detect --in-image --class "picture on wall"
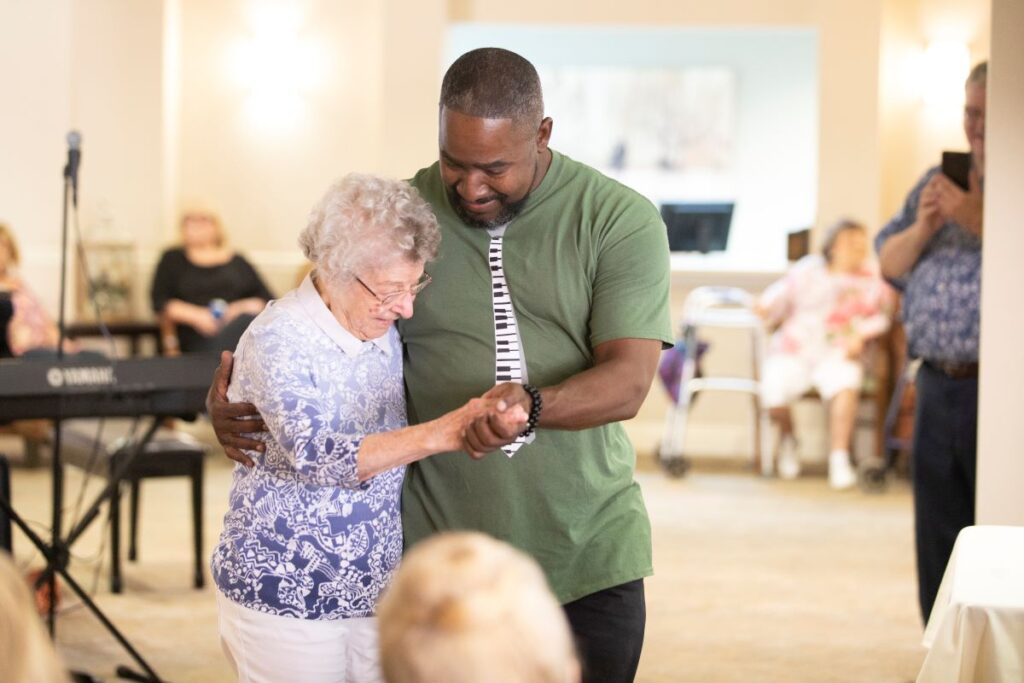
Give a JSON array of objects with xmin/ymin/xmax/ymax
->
[
  {"xmin": 537, "ymin": 66, "xmax": 736, "ymax": 174},
  {"xmin": 75, "ymin": 241, "xmax": 136, "ymax": 322}
]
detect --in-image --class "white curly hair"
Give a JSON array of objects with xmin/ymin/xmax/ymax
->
[{"xmin": 299, "ymin": 174, "xmax": 440, "ymax": 287}]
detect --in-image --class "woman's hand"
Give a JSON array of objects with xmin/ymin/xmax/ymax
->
[
  {"xmin": 355, "ymin": 397, "xmax": 527, "ymax": 482},
  {"xmin": 845, "ymin": 334, "xmax": 865, "ymax": 360},
  {"xmin": 166, "ymin": 299, "xmax": 220, "ymax": 336},
  {"xmin": 226, "ymin": 298, "xmax": 267, "ymax": 324}
]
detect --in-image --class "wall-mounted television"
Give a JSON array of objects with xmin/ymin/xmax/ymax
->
[{"xmin": 660, "ymin": 202, "xmax": 734, "ymax": 254}]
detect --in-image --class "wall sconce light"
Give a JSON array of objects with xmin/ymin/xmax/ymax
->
[
  {"xmin": 226, "ymin": 1, "xmax": 323, "ymax": 134},
  {"xmin": 918, "ymin": 39, "xmax": 970, "ymax": 111}
]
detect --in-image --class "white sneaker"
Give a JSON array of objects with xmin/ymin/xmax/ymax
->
[
  {"xmin": 777, "ymin": 437, "xmax": 801, "ymax": 480},
  {"xmin": 829, "ymin": 450, "xmax": 856, "ymax": 490}
]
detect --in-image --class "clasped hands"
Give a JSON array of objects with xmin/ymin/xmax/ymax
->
[
  {"xmin": 206, "ymin": 351, "xmax": 532, "ymax": 467},
  {"xmin": 459, "ymin": 382, "xmax": 532, "ymax": 459}
]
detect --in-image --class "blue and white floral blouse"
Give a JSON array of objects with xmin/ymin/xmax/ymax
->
[
  {"xmin": 875, "ymin": 167, "xmax": 981, "ymax": 363},
  {"xmin": 211, "ymin": 275, "xmax": 406, "ymax": 620}
]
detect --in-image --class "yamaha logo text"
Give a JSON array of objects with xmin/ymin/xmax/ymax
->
[{"xmin": 46, "ymin": 365, "xmax": 116, "ymax": 388}]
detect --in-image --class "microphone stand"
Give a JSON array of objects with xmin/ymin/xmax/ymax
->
[
  {"xmin": 49, "ymin": 152, "xmax": 71, "ymax": 637},
  {"xmin": 26, "ymin": 150, "xmax": 164, "ymax": 681}
]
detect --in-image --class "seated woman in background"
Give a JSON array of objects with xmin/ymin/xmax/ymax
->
[
  {"xmin": 150, "ymin": 209, "xmax": 273, "ymax": 355},
  {"xmin": 758, "ymin": 219, "xmax": 893, "ymax": 489},
  {"xmin": 1, "ymin": 222, "xmax": 82, "ymax": 446},
  {"xmin": 0, "ymin": 222, "xmax": 67, "ymax": 358},
  {"xmin": 377, "ymin": 532, "xmax": 580, "ymax": 683}
]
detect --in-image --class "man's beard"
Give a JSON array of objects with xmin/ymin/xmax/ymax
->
[{"xmin": 446, "ymin": 185, "xmax": 530, "ymax": 229}]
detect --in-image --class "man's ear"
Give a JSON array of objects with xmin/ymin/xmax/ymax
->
[{"xmin": 536, "ymin": 117, "xmax": 553, "ymax": 151}]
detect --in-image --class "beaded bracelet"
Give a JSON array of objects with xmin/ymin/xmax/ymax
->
[{"xmin": 520, "ymin": 384, "xmax": 543, "ymax": 437}]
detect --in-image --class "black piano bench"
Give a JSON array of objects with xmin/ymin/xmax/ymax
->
[{"xmin": 61, "ymin": 422, "xmax": 207, "ymax": 594}]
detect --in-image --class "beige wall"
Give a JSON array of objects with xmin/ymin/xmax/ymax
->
[
  {"xmin": 174, "ymin": 0, "xmax": 384, "ymax": 293},
  {"xmin": 168, "ymin": 0, "xmax": 447, "ymax": 295},
  {"xmin": 878, "ymin": 0, "xmax": 990, "ymax": 224},
  {"xmin": 0, "ymin": 0, "xmax": 73, "ymax": 311},
  {"xmin": 0, "ymin": 0, "xmax": 164, "ymax": 318},
  {"xmin": 977, "ymin": 0, "xmax": 1024, "ymax": 525},
  {"xmin": 73, "ymin": 0, "xmax": 166, "ymax": 318}
]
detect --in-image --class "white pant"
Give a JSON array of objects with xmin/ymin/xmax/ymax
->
[
  {"xmin": 761, "ymin": 350, "xmax": 863, "ymax": 407},
  {"xmin": 217, "ymin": 592, "xmax": 382, "ymax": 683}
]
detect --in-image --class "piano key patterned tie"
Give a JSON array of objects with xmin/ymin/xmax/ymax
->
[{"xmin": 489, "ymin": 232, "xmax": 531, "ymax": 457}]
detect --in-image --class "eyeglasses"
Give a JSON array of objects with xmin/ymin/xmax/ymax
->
[{"xmin": 355, "ymin": 273, "xmax": 432, "ymax": 307}]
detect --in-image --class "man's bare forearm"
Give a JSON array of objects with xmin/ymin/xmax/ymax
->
[{"xmin": 537, "ymin": 339, "xmax": 660, "ymax": 430}]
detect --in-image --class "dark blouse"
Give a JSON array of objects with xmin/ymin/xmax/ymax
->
[
  {"xmin": 0, "ymin": 292, "xmax": 12, "ymax": 358},
  {"xmin": 150, "ymin": 248, "xmax": 273, "ymax": 353}
]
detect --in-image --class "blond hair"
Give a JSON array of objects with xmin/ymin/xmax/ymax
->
[
  {"xmin": 377, "ymin": 532, "xmax": 579, "ymax": 683},
  {"xmin": 179, "ymin": 208, "xmax": 226, "ymax": 248},
  {"xmin": 0, "ymin": 552, "xmax": 71, "ymax": 683},
  {"xmin": 0, "ymin": 222, "xmax": 21, "ymax": 268}
]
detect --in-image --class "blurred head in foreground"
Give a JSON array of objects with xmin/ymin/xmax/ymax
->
[
  {"xmin": 377, "ymin": 532, "xmax": 580, "ymax": 683},
  {"xmin": 0, "ymin": 551, "xmax": 71, "ymax": 683}
]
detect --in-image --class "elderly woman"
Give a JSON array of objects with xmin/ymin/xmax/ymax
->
[
  {"xmin": 211, "ymin": 174, "xmax": 524, "ymax": 683},
  {"xmin": 150, "ymin": 208, "xmax": 273, "ymax": 355},
  {"xmin": 758, "ymin": 218, "xmax": 893, "ymax": 489}
]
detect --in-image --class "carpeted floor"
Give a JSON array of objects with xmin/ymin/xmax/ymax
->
[{"xmin": 6, "ymin": 447, "xmax": 925, "ymax": 682}]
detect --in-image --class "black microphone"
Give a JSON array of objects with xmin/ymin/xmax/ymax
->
[{"xmin": 64, "ymin": 130, "xmax": 81, "ymax": 204}]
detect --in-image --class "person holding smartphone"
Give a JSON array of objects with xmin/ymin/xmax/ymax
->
[{"xmin": 875, "ymin": 61, "xmax": 986, "ymax": 625}]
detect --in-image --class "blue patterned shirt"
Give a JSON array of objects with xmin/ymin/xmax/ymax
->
[
  {"xmin": 875, "ymin": 167, "xmax": 981, "ymax": 363},
  {"xmin": 211, "ymin": 275, "xmax": 406, "ymax": 619}
]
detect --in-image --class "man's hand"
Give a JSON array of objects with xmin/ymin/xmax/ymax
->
[
  {"xmin": 431, "ymin": 396, "xmax": 527, "ymax": 459},
  {"xmin": 918, "ymin": 176, "xmax": 946, "ymax": 237},
  {"xmin": 879, "ymin": 175, "xmax": 946, "ymax": 280},
  {"xmin": 462, "ymin": 383, "xmax": 532, "ymax": 458},
  {"xmin": 206, "ymin": 350, "xmax": 266, "ymax": 467},
  {"xmin": 933, "ymin": 168, "xmax": 984, "ymax": 238}
]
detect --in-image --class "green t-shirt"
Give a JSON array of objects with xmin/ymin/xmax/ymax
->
[{"xmin": 399, "ymin": 150, "xmax": 673, "ymax": 603}]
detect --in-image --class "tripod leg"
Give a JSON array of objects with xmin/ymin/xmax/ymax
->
[
  {"xmin": 129, "ymin": 478, "xmax": 140, "ymax": 562},
  {"xmin": 110, "ymin": 473, "xmax": 123, "ymax": 594},
  {"xmin": 55, "ymin": 563, "xmax": 163, "ymax": 682},
  {"xmin": 0, "ymin": 454, "xmax": 11, "ymax": 553},
  {"xmin": 192, "ymin": 459, "xmax": 204, "ymax": 589},
  {"xmin": 0, "ymin": 493, "xmax": 163, "ymax": 681}
]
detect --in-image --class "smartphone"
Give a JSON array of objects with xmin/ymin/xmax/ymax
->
[{"xmin": 941, "ymin": 151, "xmax": 971, "ymax": 191}]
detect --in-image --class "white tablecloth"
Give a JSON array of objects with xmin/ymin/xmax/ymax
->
[{"xmin": 917, "ymin": 525, "xmax": 1024, "ymax": 683}]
